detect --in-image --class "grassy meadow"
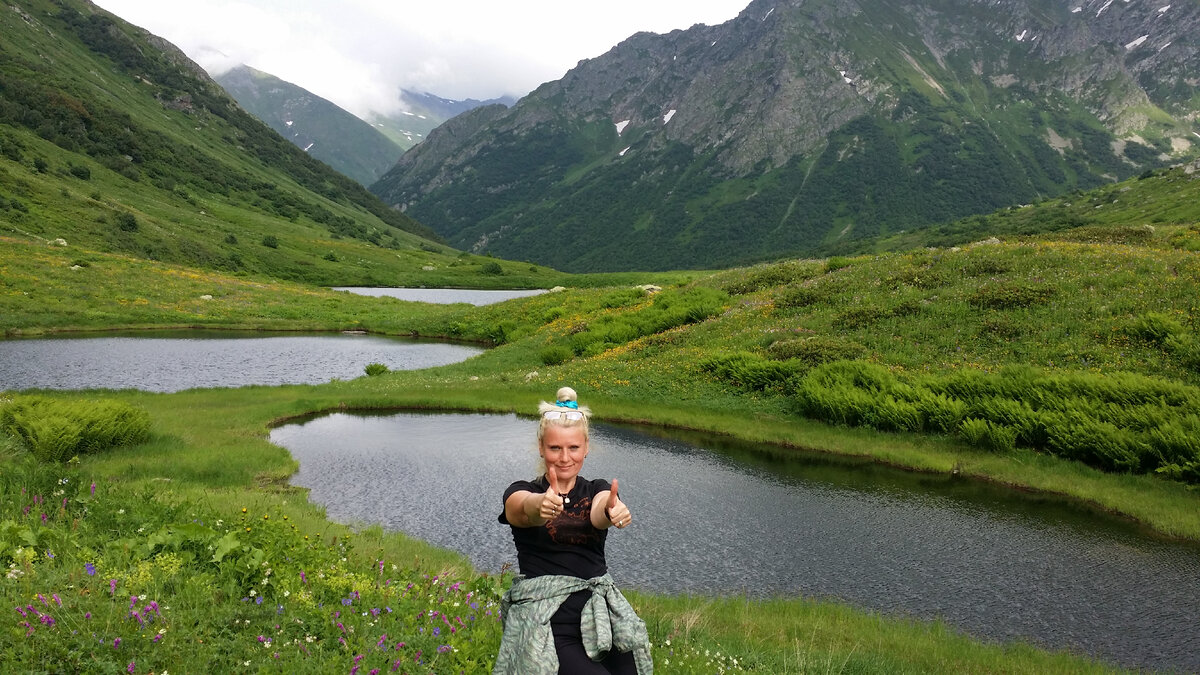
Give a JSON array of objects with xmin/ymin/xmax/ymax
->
[{"xmin": 4, "ymin": 224, "xmax": 1199, "ymax": 672}]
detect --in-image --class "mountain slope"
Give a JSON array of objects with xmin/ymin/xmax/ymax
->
[
  {"xmin": 373, "ymin": 0, "xmax": 1200, "ymax": 272},
  {"xmin": 215, "ymin": 65, "xmax": 403, "ymax": 187},
  {"xmin": 0, "ymin": 0, "xmax": 462, "ymax": 286},
  {"xmin": 367, "ymin": 90, "xmax": 516, "ymax": 151}
]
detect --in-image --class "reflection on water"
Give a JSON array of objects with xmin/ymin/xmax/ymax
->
[
  {"xmin": 270, "ymin": 411, "xmax": 1200, "ymax": 672},
  {"xmin": 332, "ymin": 287, "xmax": 547, "ymax": 305},
  {"xmin": 0, "ymin": 330, "xmax": 483, "ymax": 392}
]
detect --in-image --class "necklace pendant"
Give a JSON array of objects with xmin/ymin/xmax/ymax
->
[{"xmin": 561, "ymin": 495, "xmax": 570, "ymax": 504}]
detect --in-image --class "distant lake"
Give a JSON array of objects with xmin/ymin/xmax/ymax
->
[
  {"xmin": 0, "ymin": 330, "xmax": 483, "ymax": 392},
  {"xmin": 332, "ymin": 287, "xmax": 548, "ymax": 305}
]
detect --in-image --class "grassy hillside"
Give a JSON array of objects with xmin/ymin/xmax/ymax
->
[{"xmin": 0, "ymin": 0, "xmax": 547, "ymax": 288}]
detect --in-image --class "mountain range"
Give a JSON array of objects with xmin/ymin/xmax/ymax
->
[
  {"xmin": 215, "ymin": 65, "xmax": 404, "ymax": 187},
  {"xmin": 371, "ymin": 0, "xmax": 1200, "ymax": 272}
]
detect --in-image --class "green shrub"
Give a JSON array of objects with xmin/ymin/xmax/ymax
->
[
  {"xmin": 539, "ymin": 345, "xmax": 574, "ymax": 366},
  {"xmin": 363, "ymin": 363, "xmax": 389, "ymax": 376},
  {"xmin": 480, "ymin": 261, "xmax": 503, "ymax": 275},
  {"xmin": 832, "ymin": 307, "xmax": 889, "ymax": 330},
  {"xmin": 68, "ymin": 164, "xmax": 91, "ymax": 180},
  {"xmin": 825, "ymin": 256, "xmax": 854, "ymax": 273},
  {"xmin": 968, "ymin": 283, "xmax": 1055, "ymax": 309},
  {"xmin": 774, "ymin": 283, "xmax": 835, "ymax": 310},
  {"xmin": 721, "ymin": 261, "xmax": 822, "ymax": 294},
  {"xmin": 767, "ymin": 336, "xmax": 867, "ymax": 365},
  {"xmin": 261, "ymin": 235, "xmax": 279, "ymax": 248},
  {"xmin": 115, "ymin": 212, "xmax": 138, "ymax": 232},
  {"xmin": 1126, "ymin": 312, "xmax": 1185, "ymax": 344},
  {"xmin": 0, "ymin": 396, "xmax": 150, "ymax": 462},
  {"xmin": 223, "ymin": 233, "xmax": 238, "ymax": 245},
  {"xmin": 700, "ymin": 352, "xmax": 801, "ymax": 392},
  {"xmin": 322, "ymin": 251, "xmax": 339, "ymax": 262},
  {"xmin": 958, "ymin": 418, "xmax": 1017, "ymax": 452}
]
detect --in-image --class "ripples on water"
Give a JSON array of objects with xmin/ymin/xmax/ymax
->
[
  {"xmin": 0, "ymin": 331, "xmax": 483, "ymax": 392},
  {"xmin": 271, "ymin": 411, "xmax": 1200, "ymax": 672}
]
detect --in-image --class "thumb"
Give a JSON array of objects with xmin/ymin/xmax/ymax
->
[
  {"xmin": 547, "ymin": 465, "xmax": 560, "ymax": 494},
  {"xmin": 610, "ymin": 478, "xmax": 620, "ymax": 504}
]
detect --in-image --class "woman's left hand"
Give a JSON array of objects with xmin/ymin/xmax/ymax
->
[{"xmin": 606, "ymin": 479, "xmax": 632, "ymax": 529}]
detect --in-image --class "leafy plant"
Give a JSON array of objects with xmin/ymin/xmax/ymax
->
[
  {"xmin": 363, "ymin": 363, "xmax": 389, "ymax": 376},
  {"xmin": 0, "ymin": 396, "xmax": 150, "ymax": 462}
]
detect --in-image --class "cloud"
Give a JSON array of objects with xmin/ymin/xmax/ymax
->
[{"xmin": 93, "ymin": 0, "xmax": 748, "ymax": 117}]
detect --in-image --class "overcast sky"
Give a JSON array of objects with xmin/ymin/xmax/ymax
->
[{"xmin": 91, "ymin": 0, "xmax": 751, "ymax": 118}]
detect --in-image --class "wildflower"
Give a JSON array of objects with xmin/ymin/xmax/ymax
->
[
  {"xmin": 127, "ymin": 661, "xmax": 135, "ymax": 673},
  {"xmin": 249, "ymin": 589, "xmax": 257, "ymax": 597},
  {"xmin": 90, "ymin": 482, "xmax": 96, "ymax": 496},
  {"xmin": 86, "ymin": 562, "xmax": 96, "ymax": 576},
  {"xmin": 114, "ymin": 637, "xmax": 122, "ymax": 648},
  {"xmin": 117, "ymin": 509, "xmax": 124, "ymax": 514},
  {"xmin": 110, "ymin": 579, "xmax": 118, "ymax": 595}
]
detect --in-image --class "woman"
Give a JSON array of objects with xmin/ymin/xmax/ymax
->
[{"xmin": 494, "ymin": 387, "xmax": 653, "ymax": 675}]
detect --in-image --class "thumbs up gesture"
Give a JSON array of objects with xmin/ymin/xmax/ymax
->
[
  {"xmin": 605, "ymin": 478, "xmax": 632, "ymax": 529},
  {"xmin": 539, "ymin": 465, "xmax": 565, "ymax": 522}
]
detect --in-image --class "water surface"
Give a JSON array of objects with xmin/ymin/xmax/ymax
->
[
  {"xmin": 0, "ymin": 330, "xmax": 483, "ymax": 392},
  {"xmin": 332, "ymin": 287, "xmax": 546, "ymax": 305},
  {"xmin": 271, "ymin": 411, "xmax": 1200, "ymax": 672}
]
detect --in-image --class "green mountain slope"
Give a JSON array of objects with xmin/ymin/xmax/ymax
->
[
  {"xmin": 215, "ymin": 65, "xmax": 403, "ymax": 187},
  {"xmin": 0, "ymin": 0, "xmax": 488, "ymax": 286},
  {"xmin": 373, "ymin": 0, "xmax": 1200, "ymax": 272}
]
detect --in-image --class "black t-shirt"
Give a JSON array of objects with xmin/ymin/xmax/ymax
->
[{"xmin": 499, "ymin": 475, "xmax": 612, "ymax": 623}]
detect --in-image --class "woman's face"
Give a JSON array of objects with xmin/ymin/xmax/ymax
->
[{"xmin": 540, "ymin": 425, "xmax": 589, "ymax": 486}]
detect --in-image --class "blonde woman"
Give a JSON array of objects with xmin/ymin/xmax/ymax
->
[{"xmin": 494, "ymin": 387, "xmax": 652, "ymax": 674}]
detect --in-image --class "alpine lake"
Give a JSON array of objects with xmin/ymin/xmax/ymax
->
[{"xmin": 3, "ymin": 293, "xmax": 1197, "ymax": 672}]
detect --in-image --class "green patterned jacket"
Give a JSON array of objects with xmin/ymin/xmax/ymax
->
[{"xmin": 493, "ymin": 573, "xmax": 653, "ymax": 674}]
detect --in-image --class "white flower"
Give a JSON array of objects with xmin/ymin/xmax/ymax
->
[
  {"xmin": 283, "ymin": 590, "xmax": 290, "ymax": 597},
  {"xmin": 249, "ymin": 589, "xmax": 257, "ymax": 597},
  {"xmin": 158, "ymin": 629, "xmax": 166, "ymax": 635},
  {"xmin": 117, "ymin": 509, "xmax": 125, "ymax": 514},
  {"xmin": 138, "ymin": 594, "xmax": 146, "ymax": 601}
]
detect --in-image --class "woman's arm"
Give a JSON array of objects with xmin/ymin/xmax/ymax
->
[
  {"xmin": 590, "ymin": 479, "xmax": 632, "ymax": 530},
  {"xmin": 505, "ymin": 469, "xmax": 565, "ymax": 528}
]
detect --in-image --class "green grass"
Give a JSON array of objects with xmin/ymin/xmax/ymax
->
[{"xmin": 1, "ymin": 383, "xmax": 1128, "ymax": 673}]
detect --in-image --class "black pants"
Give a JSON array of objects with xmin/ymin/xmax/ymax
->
[{"xmin": 551, "ymin": 622, "xmax": 638, "ymax": 674}]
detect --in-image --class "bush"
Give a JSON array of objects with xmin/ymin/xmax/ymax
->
[
  {"xmin": 774, "ymin": 283, "xmax": 836, "ymax": 310},
  {"xmin": 0, "ymin": 396, "xmax": 150, "ymax": 462},
  {"xmin": 539, "ymin": 345, "xmax": 574, "ymax": 366},
  {"xmin": 261, "ymin": 235, "xmax": 279, "ymax": 248},
  {"xmin": 721, "ymin": 261, "xmax": 822, "ymax": 294},
  {"xmin": 1126, "ymin": 312, "xmax": 1185, "ymax": 344},
  {"xmin": 322, "ymin": 251, "xmax": 339, "ymax": 262},
  {"xmin": 480, "ymin": 261, "xmax": 503, "ymax": 275},
  {"xmin": 700, "ymin": 352, "xmax": 802, "ymax": 392},
  {"xmin": 958, "ymin": 418, "xmax": 1017, "ymax": 452},
  {"xmin": 224, "ymin": 233, "xmax": 238, "ymax": 244},
  {"xmin": 363, "ymin": 363, "xmax": 389, "ymax": 376},
  {"xmin": 767, "ymin": 336, "xmax": 867, "ymax": 365},
  {"xmin": 968, "ymin": 283, "xmax": 1055, "ymax": 309},
  {"xmin": 115, "ymin": 212, "xmax": 138, "ymax": 232},
  {"xmin": 68, "ymin": 164, "xmax": 91, "ymax": 180}
]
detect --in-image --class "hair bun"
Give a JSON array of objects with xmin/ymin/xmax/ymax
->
[{"xmin": 555, "ymin": 386, "xmax": 578, "ymax": 403}]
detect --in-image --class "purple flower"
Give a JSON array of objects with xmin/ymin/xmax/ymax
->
[
  {"xmin": 114, "ymin": 637, "xmax": 122, "ymax": 648},
  {"xmin": 15, "ymin": 607, "xmax": 26, "ymax": 617},
  {"xmin": 255, "ymin": 596, "xmax": 263, "ymax": 605},
  {"xmin": 153, "ymin": 634, "xmax": 162, "ymax": 643},
  {"xmin": 127, "ymin": 661, "xmax": 135, "ymax": 673},
  {"xmin": 110, "ymin": 579, "xmax": 118, "ymax": 595},
  {"xmin": 86, "ymin": 562, "xmax": 96, "ymax": 576},
  {"xmin": 52, "ymin": 594, "xmax": 61, "ymax": 607},
  {"xmin": 437, "ymin": 645, "xmax": 451, "ymax": 654},
  {"xmin": 85, "ymin": 612, "xmax": 91, "ymax": 620},
  {"xmin": 91, "ymin": 482, "xmax": 96, "ymax": 496}
]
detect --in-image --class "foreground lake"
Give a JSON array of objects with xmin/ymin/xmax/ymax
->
[
  {"xmin": 0, "ymin": 330, "xmax": 483, "ymax": 392},
  {"xmin": 271, "ymin": 411, "xmax": 1200, "ymax": 672}
]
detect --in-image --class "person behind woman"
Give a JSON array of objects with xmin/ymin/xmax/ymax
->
[{"xmin": 494, "ymin": 387, "xmax": 652, "ymax": 675}]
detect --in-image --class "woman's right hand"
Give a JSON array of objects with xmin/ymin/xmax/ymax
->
[{"xmin": 538, "ymin": 466, "xmax": 565, "ymax": 522}]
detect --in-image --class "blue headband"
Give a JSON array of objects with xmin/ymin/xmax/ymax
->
[{"xmin": 555, "ymin": 400, "xmax": 579, "ymax": 409}]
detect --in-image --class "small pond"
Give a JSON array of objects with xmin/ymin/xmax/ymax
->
[
  {"xmin": 0, "ymin": 330, "xmax": 483, "ymax": 392},
  {"xmin": 270, "ymin": 411, "xmax": 1200, "ymax": 672},
  {"xmin": 332, "ymin": 287, "xmax": 547, "ymax": 305}
]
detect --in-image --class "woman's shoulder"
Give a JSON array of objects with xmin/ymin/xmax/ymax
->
[{"xmin": 504, "ymin": 476, "xmax": 546, "ymax": 498}]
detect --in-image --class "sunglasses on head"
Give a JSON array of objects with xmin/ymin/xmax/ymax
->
[{"xmin": 543, "ymin": 410, "xmax": 584, "ymax": 421}]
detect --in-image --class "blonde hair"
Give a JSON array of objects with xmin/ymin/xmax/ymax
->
[{"xmin": 535, "ymin": 386, "xmax": 591, "ymax": 474}]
